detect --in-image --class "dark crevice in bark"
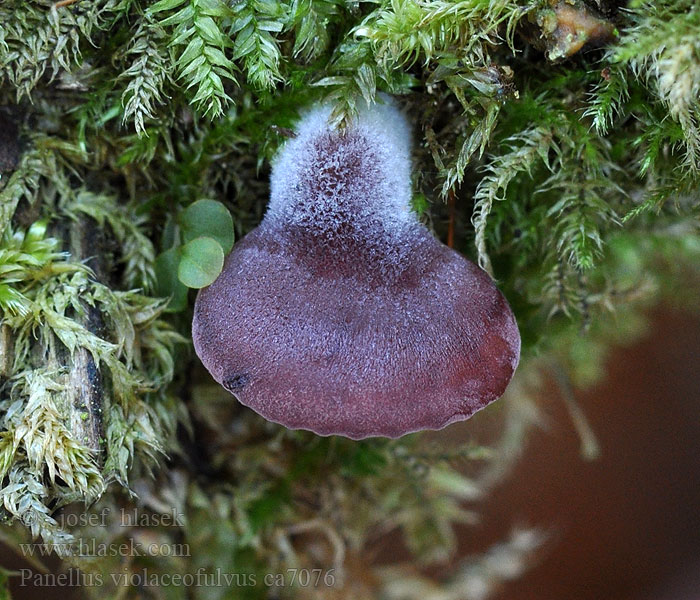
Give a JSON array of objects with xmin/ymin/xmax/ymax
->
[{"xmin": 59, "ymin": 216, "xmax": 109, "ymax": 464}]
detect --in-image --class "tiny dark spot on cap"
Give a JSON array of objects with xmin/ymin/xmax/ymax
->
[{"xmin": 223, "ymin": 373, "xmax": 250, "ymax": 392}]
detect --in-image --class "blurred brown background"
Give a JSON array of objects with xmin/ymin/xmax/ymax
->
[{"xmin": 458, "ymin": 308, "xmax": 700, "ymax": 600}]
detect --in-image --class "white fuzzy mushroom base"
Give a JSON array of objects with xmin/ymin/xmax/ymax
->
[{"xmin": 193, "ymin": 99, "xmax": 521, "ymax": 439}]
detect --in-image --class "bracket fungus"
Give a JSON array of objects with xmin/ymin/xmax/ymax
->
[{"xmin": 193, "ymin": 100, "xmax": 520, "ymax": 439}]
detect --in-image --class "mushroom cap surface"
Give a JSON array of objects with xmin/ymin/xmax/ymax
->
[{"xmin": 193, "ymin": 100, "xmax": 520, "ymax": 439}]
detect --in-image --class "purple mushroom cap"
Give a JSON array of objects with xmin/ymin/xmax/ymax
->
[{"xmin": 193, "ymin": 100, "xmax": 520, "ymax": 439}]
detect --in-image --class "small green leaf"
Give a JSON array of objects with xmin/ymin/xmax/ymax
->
[
  {"xmin": 313, "ymin": 76, "xmax": 348, "ymax": 87},
  {"xmin": 411, "ymin": 193, "xmax": 429, "ymax": 216},
  {"xmin": 181, "ymin": 199, "xmax": 235, "ymax": 253},
  {"xmin": 24, "ymin": 219, "xmax": 48, "ymax": 244},
  {"xmin": 155, "ymin": 247, "xmax": 189, "ymax": 312},
  {"xmin": 148, "ymin": 0, "xmax": 187, "ymax": 14},
  {"xmin": 178, "ymin": 237, "xmax": 224, "ymax": 289}
]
